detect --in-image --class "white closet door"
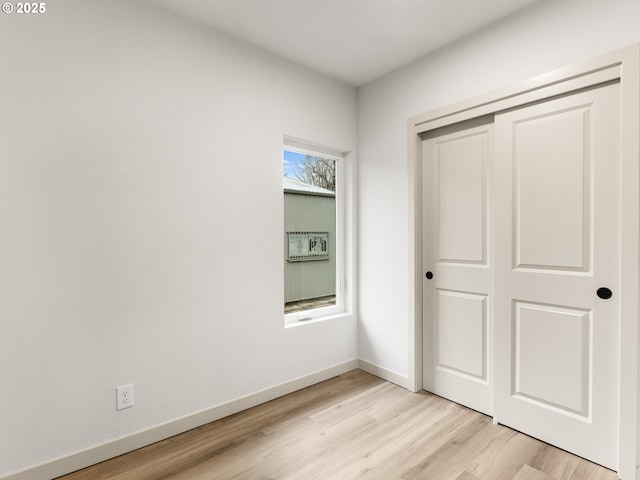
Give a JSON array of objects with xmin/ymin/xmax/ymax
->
[
  {"xmin": 422, "ymin": 120, "xmax": 493, "ymax": 415},
  {"xmin": 493, "ymin": 83, "xmax": 620, "ymax": 469}
]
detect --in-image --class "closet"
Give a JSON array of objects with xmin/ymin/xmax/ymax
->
[{"xmin": 410, "ymin": 45, "xmax": 639, "ymax": 479}]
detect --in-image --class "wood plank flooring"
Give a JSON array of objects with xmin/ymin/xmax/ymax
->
[{"xmin": 57, "ymin": 370, "xmax": 617, "ymax": 480}]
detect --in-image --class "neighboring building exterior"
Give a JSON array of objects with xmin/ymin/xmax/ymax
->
[{"xmin": 283, "ymin": 177, "xmax": 336, "ymax": 304}]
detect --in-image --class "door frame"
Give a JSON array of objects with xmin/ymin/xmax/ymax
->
[{"xmin": 407, "ymin": 44, "xmax": 640, "ymax": 479}]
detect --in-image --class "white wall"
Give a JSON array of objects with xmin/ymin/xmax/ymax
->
[
  {"xmin": 0, "ymin": 1, "xmax": 357, "ymax": 477},
  {"xmin": 357, "ymin": 0, "xmax": 640, "ymax": 381}
]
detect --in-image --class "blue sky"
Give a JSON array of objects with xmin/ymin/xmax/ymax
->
[{"xmin": 283, "ymin": 150, "xmax": 306, "ymax": 178}]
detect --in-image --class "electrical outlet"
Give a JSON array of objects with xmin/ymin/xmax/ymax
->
[{"xmin": 116, "ymin": 384, "xmax": 134, "ymax": 411}]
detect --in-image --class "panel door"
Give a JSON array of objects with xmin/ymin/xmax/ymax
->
[
  {"xmin": 493, "ymin": 83, "xmax": 620, "ymax": 469},
  {"xmin": 422, "ymin": 119, "xmax": 493, "ymax": 415}
]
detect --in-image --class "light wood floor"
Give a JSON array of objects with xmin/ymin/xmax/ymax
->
[{"xmin": 57, "ymin": 370, "xmax": 617, "ymax": 480}]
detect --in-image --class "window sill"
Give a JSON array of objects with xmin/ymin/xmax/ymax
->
[{"xmin": 284, "ymin": 311, "xmax": 351, "ymax": 328}]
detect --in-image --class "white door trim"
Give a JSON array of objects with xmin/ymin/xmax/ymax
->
[{"xmin": 407, "ymin": 44, "xmax": 640, "ymax": 479}]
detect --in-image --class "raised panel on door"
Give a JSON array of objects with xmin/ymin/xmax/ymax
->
[
  {"xmin": 514, "ymin": 107, "xmax": 591, "ymax": 271},
  {"xmin": 436, "ymin": 290, "xmax": 487, "ymax": 381},
  {"xmin": 422, "ymin": 118, "xmax": 493, "ymax": 415},
  {"xmin": 437, "ymin": 134, "xmax": 486, "ymax": 264},
  {"xmin": 494, "ymin": 83, "xmax": 620, "ymax": 469},
  {"xmin": 513, "ymin": 301, "xmax": 590, "ymax": 417}
]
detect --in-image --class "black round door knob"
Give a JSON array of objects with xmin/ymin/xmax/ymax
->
[
  {"xmin": 425, "ymin": 271, "xmax": 433, "ymax": 280},
  {"xmin": 597, "ymin": 287, "xmax": 613, "ymax": 299}
]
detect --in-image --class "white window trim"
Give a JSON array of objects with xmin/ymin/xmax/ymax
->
[{"xmin": 283, "ymin": 138, "xmax": 347, "ymax": 326}]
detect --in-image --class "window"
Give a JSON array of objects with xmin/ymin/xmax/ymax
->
[{"xmin": 283, "ymin": 138, "xmax": 345, "ymax": 324}]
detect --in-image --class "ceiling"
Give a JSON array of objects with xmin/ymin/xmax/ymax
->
[{"xmin": 148, "ymin": 0, "xmax": 544, "ymax": 86}]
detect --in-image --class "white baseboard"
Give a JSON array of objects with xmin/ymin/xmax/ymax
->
[
  {"xmin": 1, "ymin": 359, "xmax": 359, "ymax": 480},
  {"xmin": 358, "ymin": 359, "xmax": 409, "ymax": 389}
]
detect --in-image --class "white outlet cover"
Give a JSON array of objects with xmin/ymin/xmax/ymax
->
[{"xmin": 116, "ymin": 384, "xmax": 134, "ymax": 411}]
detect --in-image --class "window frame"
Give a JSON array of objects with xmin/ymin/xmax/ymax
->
[{"xmin": 283, "ymin": 139, "xmax": 346, "ymax": 326}]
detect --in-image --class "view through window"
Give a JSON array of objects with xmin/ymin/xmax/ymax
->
[{"xmin": 284, "ymin": 149, "xmax": 338, "ymax": 317}]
